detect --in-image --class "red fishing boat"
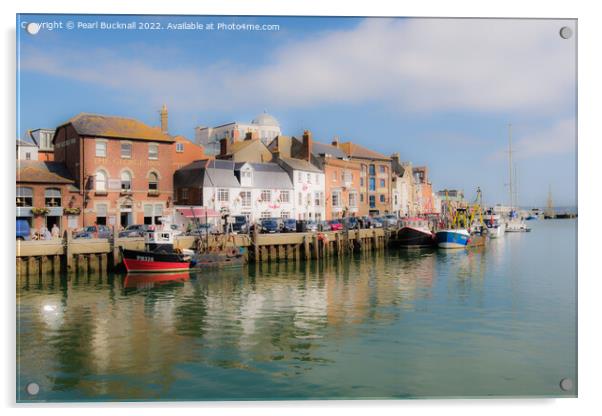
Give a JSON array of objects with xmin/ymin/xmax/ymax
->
[{"xmin": 120, "ymin": 222, "xmax": 192, "ymax": 273}]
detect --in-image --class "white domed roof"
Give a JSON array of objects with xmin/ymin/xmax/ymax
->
[{"xmin": 251, "ymin": 111, "xmax": 279, "ymax": 127}]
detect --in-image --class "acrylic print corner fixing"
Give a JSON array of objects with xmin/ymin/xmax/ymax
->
[{"xmin": 16, "ymin": 14, "xmax": 577, "ymax": 402}]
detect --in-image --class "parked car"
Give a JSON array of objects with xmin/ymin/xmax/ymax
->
[
  {"xmin": 74, "ymin": 225, "xmax": 112, "ymax": 239},
  {"xmin": 187, "ymin": 223, "xmax": 218, "ymax": 237},
  {"xmin": 318, "ymin": 221, "xmax": 332, "ymax": 231},
  {"xmin": 328, "ymin": 220, "xmax": 343, "ymax": 231},
  {"xmin": 305, "ymin": 220, "xmax": 319, "ymax": 232},
  {"xmin": 231, "ymin": 215, "xmax": 249, "ymax": 234},
  {"xmin": 370, "ymin": 217, "xmax": 384, "ymax": 228},
  {"xmin": 382, "ymin": 214, "xmax": 399, "ymax": 227},
  {"xmin": 282, "ymin": 218, "xmax": 297, "ymax": 233},
  {"xmin": 16, "ymin": 218, "xmax": 30, "ymax": 240},
  {"xmin": 260, "ymin": 218, "xmax": 280, "ymax": 233},
  {"xmin": 118, "ymin": 224, "xmax": 150, "ymax": 238},
  {"xmin": 343, "ymin": 217, "xmax": 360, "ymax": 230}
]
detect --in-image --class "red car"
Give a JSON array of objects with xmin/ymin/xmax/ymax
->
[{"xmin": 328, "ymin": 220, "xmax": 343, "ymax": 231}]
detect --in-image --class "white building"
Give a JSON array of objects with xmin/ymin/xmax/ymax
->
[
  {"xmin": 275, "ymin": 157, "xmax": 326, "ymax": 221},
  {"xmin": 174, "ymin": 159, "xmax": 294, "ymax": 223},
  {"xmin": 195, "ymin": 112, "xmax": 282, "ymax": 156},
  {"xmin": 391, "ymin": 154, "xmax": 415, "ymax": 217},
  {"xmin": 16, "ymin": 139, "xmax": 38, "ymax": 161}
]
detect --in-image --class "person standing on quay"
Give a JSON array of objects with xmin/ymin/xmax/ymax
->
[{"xmin": 51, "ymin": 224, "xmax": 60, "ymax": 239}]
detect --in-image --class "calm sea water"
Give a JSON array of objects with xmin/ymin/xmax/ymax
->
[{"xmin": 17, "ymin": 219, "xmax": 577, "ymax": 401}]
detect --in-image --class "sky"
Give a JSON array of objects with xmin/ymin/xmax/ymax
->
[{"xmin": 16, "ymin": 15, "xmax": 577, "ymax": 208}]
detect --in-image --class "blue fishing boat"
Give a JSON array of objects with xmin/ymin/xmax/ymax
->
[{"xmin": 435, "ymin": 229, "xmax": 471, "ymax": 249}]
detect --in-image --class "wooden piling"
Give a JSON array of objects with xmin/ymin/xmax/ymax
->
[
  {"xmin": 64, "ymin": 230, "xmax": 74, "ymax": 272},
  {"xmin": 77, "ymin": 255, "xmax": 88, "ymax": 275},
  {"xmin": 53, "ymin": 255, "xmax": 61, "ymax": 274},
  {"xmin": 89, "ymin": 254, "xmax": 99, "ymax": 273},
  {"xmin": 28, "ymin": 257, "xmax": 39, "ymax": 277},
  {"xmin": 40, "ymin": 256, "xmax": 51, "ymax": 275},
  {"xmin": 100, "ymin": 254, "xmax": 108, "ymax": 274},
  {"xmin": 16, "ymin": 258, "xmax": 26, "ymax": 276}
]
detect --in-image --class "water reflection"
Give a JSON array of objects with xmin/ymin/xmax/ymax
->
[{"xmin": 17, "ymin": 222, "xmax": 577, "ymax": 401}]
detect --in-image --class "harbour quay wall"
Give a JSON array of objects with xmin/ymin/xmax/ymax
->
[{"xmin": 15, "ymin": 229, "xmax": 388, "ymax": 278}]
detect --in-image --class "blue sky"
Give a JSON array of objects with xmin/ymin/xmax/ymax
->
[{"xmin": 17, "ymin": 15, "xmax": 577, "ymax": 207}]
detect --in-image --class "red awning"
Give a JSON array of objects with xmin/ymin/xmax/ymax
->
[{"xmin": 176, "ymin": 207, "xmax": 220, "ymax": 218}]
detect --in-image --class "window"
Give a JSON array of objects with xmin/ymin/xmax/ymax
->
[
  {"xmin": 242, "ymin": 170, "xmax": 252, "ymax": 178},
  {"xmin": 298, "ymin": 172, "xmax": 303, "ymax": 183},
  {"xmin": 369, "ymin": 195, "xmax": 376, "ymax": 208},
  {"xmin": 349, "ymin": 192, "xmax": 358, "ymax": 208},
  {"xmin": 280, "ymin": 190, "xmax": 290, "ymax": 203},
  {"xmin": 181, "ymin": 188, "xmax": 188, "ymax": 200},
  {"xmin": 379, "ymin": 165, "xmax": 386, "ymax": 173},
  {"xmin": 154, "ymin": 204, "xmax": 163, "ymax": 224},
  {"xmin": 332, "ymin": 191, "xmax": 341, "ymax": 207},
  {"xmin": 315, "ymin": 174, "xmax": 319, "ymax": 184},
  {"xmin": 369, "ymin": 177, "xmax": 376, "ymax": 191},
  {"xmin": 361, "ymin": 164, "xmax": 367, "ymax": 176},
  {"xmin": 16, "ymin": 187, "xmax": 33, "ymax": 207},
  {"xmin": 240, "ymin": 191, "xmax": 251, "ymax": 207},
  {"xmin": 369, "ymin": 164, "xmax": 376, "ymax": 176},
  {"xmin": 121, "ymin": 171, "xmax": 132, "ymax": 191},
  {"xmin": 96, "ymin": 203, "xmax": 108, "ymax": 225},
  {"xmin": 360, "ymin": 177, "xmax": 364, "ymax": 187},
  {"xmin": 95, "ymin": 170, "xmax": 108, "ymax": 191},
  {"xmin": 261, "ymin": 190, "xmax": 271, "ymax": 202},
  {"xmin": 121, "ymin": 142, "xmax": 132, "ymax": 158},
  {"xmin": 314, "ymin": 192, "xmax": 322, "ymax": 206},
  {"xmin": 261, "ymin": 211, "xmax": 271, "ymax": 219},
  {"xmin": 44, "ymin": 188, "xmax": 61, "ymax": 207},
  {"xmin": 380, "ymin": 179, "xmax": 386, "ymax": 188},
  {"xmin": 217, "ymin": 188, "xmax": 229, "ymax": 202},
  {"xmin": 298, "ymin": 192, "xmax": 303, "ymax": 205},
  {"xmin": 360, "ymin": 193, "xmax": 364, "ymax": 203},
  {"xmin": 380, "ymin": 194, "xmax": 386, "ymax": 203},
  {"xmin": 25, "ymin": 152, "xmax": 31, "ymax": 160},
  {"xmin": 176, "ymin": 142, "xmax": 184, "ymax": 152},
  {"xmin": 281, "ymin": 211, "xmax": 290, "ymax": 219},
  {"xmin": 148, "ymin": 143, "xmax": 159, "ymax": 160},
  {"xmin": 96, "ymin": 140, "xmax": 107, "ymax": 157},
  {"xmin": 148, "ymin": 172, "xmax": 158, "ymax": 191},
  {"xmin": 307, "ymin": 173, "xmax": 311, "ymax": 183}
]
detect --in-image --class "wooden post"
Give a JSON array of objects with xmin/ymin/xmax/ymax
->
[
  {"xmin": 303, "ymin": 235, "xmax": 310, "ymax": 260},
  {"xmin": 335, "ymin": 233, "xmax": 341, "ymax": 257},
  {"xmin": 40, "ymin": 256, "xmax": 51, "ymax": 275},
  {"xmin": 112, "ymin": 236, "xmax": 121, "ymax": 269},
  {"xmin": 53, "ymin": 255, "xmax": 61, "ymax": 274},
  {"xmin": 16, "ymin": 258, "xmax": 26, "ymax": 276},
  {"xmin": 269, "ymin": 245, "xmax": 277, "ymax": 263},
  {"xmin": 294, "ymin": 243, "xmax": 300, "ymax": 262},
  {"xmin": 100, "ymin": 254, "xmax": 108, "ymax": 275},
  {"xmin": 28, "ymin": 257, "xmax": 39, "ymax": 277},
  {"xmin": 77, "ymin": 255, "xmax": 88, "ymax": 275},
  {"xmin": 312, "ymin": 235, "xmax": 319, "ymax": 260},
  {"xmin": 89, "ymin": 254, "xmax": 99, "ymax": 273},
  {"xmin": 64, "ymin": 230, "xmax": 74, "ymax": 272},
  {"xmin": 261, "ymin": 246, "xmax": 268, "ymax": 263}
]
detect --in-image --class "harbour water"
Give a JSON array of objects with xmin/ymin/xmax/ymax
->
[{"xmin": 17, "ymin": 219, "xmax": 577, "ymax": 401}]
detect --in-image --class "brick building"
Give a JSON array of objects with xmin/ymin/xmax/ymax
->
[
  {"xmin": 291, "ymin": 132, "xmax": 361, "ymax": 220},
  {"xmin": 173, "ymin": 135, "xmax": 209, "ymax": 170},
  {"xmin": 413, "ymin": 166, "xmax": 435, "ymax": 214},
  {"xmin": 335, "ymin": 140, "xmax": 392, "ymax": 216},
  {"xmin": 53, "ymin": 112, "xmax": 176, "ymax": 228},
  {"xmin": 16, "ymin": 161, "xmax": 83, "ymax": 233}
]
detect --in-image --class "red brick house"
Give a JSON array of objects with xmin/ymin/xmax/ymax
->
[
  {"xmin": 53, "ymin": 113, "xmax": 176, "ymax": 228},
  {"xmin": 16, "ymin": 161, "xmax": 83, "ymax": 233}
]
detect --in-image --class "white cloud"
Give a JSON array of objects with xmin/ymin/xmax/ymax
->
[{"xmin": 20, "ymin": 18, "xmax": 576, "ymax": 115}]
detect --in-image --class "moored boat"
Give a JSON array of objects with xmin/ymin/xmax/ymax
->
[
  {"xmin": 120, "ymin": 247, "xmax": 192, "ymax": 273},
  {"xmin": 395, "ymin": 217, "xmax": 435, "ymax": 248},
  {"xmin": 435, "ymin": 229, "xmax": 470, "ymax": 249},
  {"xmin": 120, "ymin": 218, "xmax": 192, "ymax": 273}
]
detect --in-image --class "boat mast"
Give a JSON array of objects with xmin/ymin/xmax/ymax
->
[{"xmin": 508, "ymin": 123, "xmax": 514, "ymax": 212}]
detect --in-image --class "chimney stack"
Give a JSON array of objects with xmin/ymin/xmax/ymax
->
[
  {"xmin": 302, "ymin": 130, "xmax": 313, "ymax": 162},
  {"xmin": 220, "ymin": 137, "xmax": 230, "ymax": 156},
  {"xmin": 331, "ymin": 136, "xmax": 339, "ymax": 147},
  {"xmin": 160, "ymin": 104, "xmax": 168, "ymax": 133},
  {"xmin": 391, "ymin": 152, "xmax": 400, "ymax": 164}
]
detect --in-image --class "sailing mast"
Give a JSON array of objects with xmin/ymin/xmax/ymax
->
[{"xmin": 508, "ymin": 123, "xmax": 514, "ymax": 213}]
